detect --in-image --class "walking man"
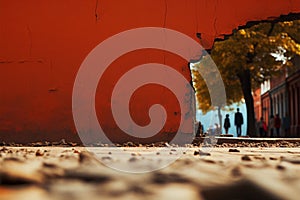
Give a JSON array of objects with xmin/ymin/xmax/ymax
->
[{"xmin": 234, "ymin": 108, "xmax": 244, "ymax": 137}]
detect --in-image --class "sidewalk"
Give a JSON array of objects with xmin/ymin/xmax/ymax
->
[
  {"xmin": 193, "ymin": 136, "xmax": 300, "ymax": 146},
  {"xmin": 1, "ymin": 146, "xmax": 300, "ymax": 200}
]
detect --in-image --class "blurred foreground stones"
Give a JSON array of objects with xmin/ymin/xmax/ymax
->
[{"xmin": 1, "ymin": 145, "xmax": 300, "ymax": 200}]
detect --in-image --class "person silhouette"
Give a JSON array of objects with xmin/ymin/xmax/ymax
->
[
  {"xmin": 223, "ymin": 114, "xmax": 231, "ymax": 134},
  {"xmin": 195, "ymin": 121, "xmax": 203, "ymax": 137},
  {"xmin": 258, "ymin": 117, "xmax": 267, "ymax": 137},
  {"xmin": 234, "ymin": 108, "xmax": 244, "ymax": 137}
]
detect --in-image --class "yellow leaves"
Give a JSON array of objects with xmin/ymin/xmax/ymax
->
[
  {"xmin": 249, "ymin": 65, "xmax": 255, "ymax": 70},
  {"xmin": 249, "ymin": 44, "xmax": 254, "ymax": 53},
  {"xmin": 281, "ymin": 32, "xmax": 288, "ymax": 38},
  {"xmin": 239, "ymin": 29, "xmax": 246, "ymax": 36},
  {"xmin": 295, "ymin": 43, "xmax": 300, "ymax": 54},
  {"xmin": 191, "ymin": 54, "xmax": 244, "ymax": 111},
  {"xmin": 283, "ymin": 21, "xmax": 293, "ymax": 26},
  {"xmin": 269, "ymin": 36, "xmax": 276, "ymax": 43}
]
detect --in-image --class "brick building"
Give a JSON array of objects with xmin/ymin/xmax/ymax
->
[
  {"xmin": 287, "ymin": 70, "xmax": 300, "ymax": 137},
  {"xmin": 255, "ymin": 56, "xmax": 300, "ymax": 137}
]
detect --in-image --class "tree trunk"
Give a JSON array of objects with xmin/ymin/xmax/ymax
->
[
  {"xmin": 218, "ymin": 107, "xmax": 222, "ymax": 134},
  {"xmin": 237, "ymin": 69, "xmax": 256, "ymax": 137}
]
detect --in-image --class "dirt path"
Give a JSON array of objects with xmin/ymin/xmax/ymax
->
[{"xmin": 1, "ymin": 146, "xmax": 300, "ymax": 200}]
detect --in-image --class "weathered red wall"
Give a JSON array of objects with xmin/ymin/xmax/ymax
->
[{"xmin": 0, "ymin": 0, "xmax": 299, "ymax": 143}]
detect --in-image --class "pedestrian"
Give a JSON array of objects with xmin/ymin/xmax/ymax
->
[
  {"xmin": 258, "ymin": 117, "xmax": 267, "ymax": 137},
  {"xmin": 223, "ymin": 114, "xmax": 231, "ymax": 134},
  {"xmin": 269, "ymin": 115, "xmax": 275, "ymax": 137},
  {"xmin": 282, "ymin": 113, "xmax": 290, "ymax": 137},
  {"xmin": 274, "ymin": 114, "xmax": 281, "ymax": 137},
  {"xmin": 195, "ymin": 121, "xmax": 203, "ymax": 137},
  {"xmin": 234, "ymin": 108, "xmax": 244, "ymax": 137}
]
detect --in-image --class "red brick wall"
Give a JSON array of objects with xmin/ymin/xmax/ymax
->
[{"xmin": 0, "ymin": 0, "xmax": 299, "ymax": 143}]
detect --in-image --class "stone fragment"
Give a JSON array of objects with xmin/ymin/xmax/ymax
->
[
  {"xmin": 276, "ymin": 165, "xmax": 285, "ymax": 170},
  {"xmin": 35, "ymin": 150, "xmax": 44, "ymax": 157},
  {"xmin": 241, "ymin": 155, "xmax": 251, "ymax": 161},
  {"xmin": 101, "ymin": 156, "xmax": 112, "ymax": 161},
  {"xmin": 202, "ymin": 159, "xmax": 216, "ymax": 164},
  {"xmin": 73, "ymin": 149, "xmax": 81, "ymax": 154},
  {"xmin": 194, "ymin": 150, "xmax": 211, "ymax": 156},
  {"xmin": 269, "ymin": 157, "xmax": 278, "ymax": 160},
  {"xmin": 229, "ymin": 149, "xmax": 240, "ymax": 152},
  {"xmin": 128, "ymin": 157, "xmax": 138, "ymax": 162},
  {"xmin": 78, "ymin": 151, "xmax": 93, "ymax": 163}
]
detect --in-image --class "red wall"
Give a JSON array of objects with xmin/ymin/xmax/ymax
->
[{"xmin": 0, "ymin": 0, "xmax": 299, "ymax": 143}]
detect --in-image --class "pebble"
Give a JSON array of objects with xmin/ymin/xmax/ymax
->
[
  {"xmin": 101, "ymin": 156, "xmax": 112, "ymax": 161},
  {"xmin": 241, "ymin": 155, "xmax": 251, "ymax": 161},
  {"xmin": 202, "ymin": 159, "xmax": 216, "ymax": 164},
  {"xmin": 253, "ymin": 156, "xmax": 266, "ymax": 160},
  {"xmin": 128, "ymin": 157, "xmax": 138, "ymax": 162},
  {"xmin": 35, "ymin": 150, "xmax": 44, "ymax": 157},
  {"xmin": 276, "ymin": 165, "xmax": 285, "ymax": 170},
  {"xmin": 231, "ymin": 166, "xmax": 242, "ymax": 177},
  {"xmin": 194, "ymin": 150, "xmax": 211, "ymax": 156},
  {"xmin": 78, "ymin": 151, "xmax": 93, "ymax": 163},
  {"xmin": 73, "ymin": 149, "xmax": 81, "ymax": 154},
  {"xmin": 269, "ymin": 157, "xmax": 277, "ymax": 160},
  {"xmin": 229, "ymin": 149, "xmax": 240, "ymax": 152}
]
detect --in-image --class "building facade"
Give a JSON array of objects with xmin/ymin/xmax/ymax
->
[
  {"xmin": 287, "ymin": 68, "xmax": 300, "ymax": 136},
  {"xmin": 255, "ymin": 57, "xmax": 300, "ymax": 137}
]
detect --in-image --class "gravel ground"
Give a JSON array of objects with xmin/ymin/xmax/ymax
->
[{"xmin": 1, "ymin": 146, "xmax": 300, "ymax": 200}]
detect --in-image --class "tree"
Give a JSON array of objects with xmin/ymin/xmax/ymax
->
[
  {"xmin": 191, "ymin": 55, "xmax": 243, "ymax": 131},
  {"xmin": 192, "ymin": 20, "xmax": 300, "ymax": 137}
]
